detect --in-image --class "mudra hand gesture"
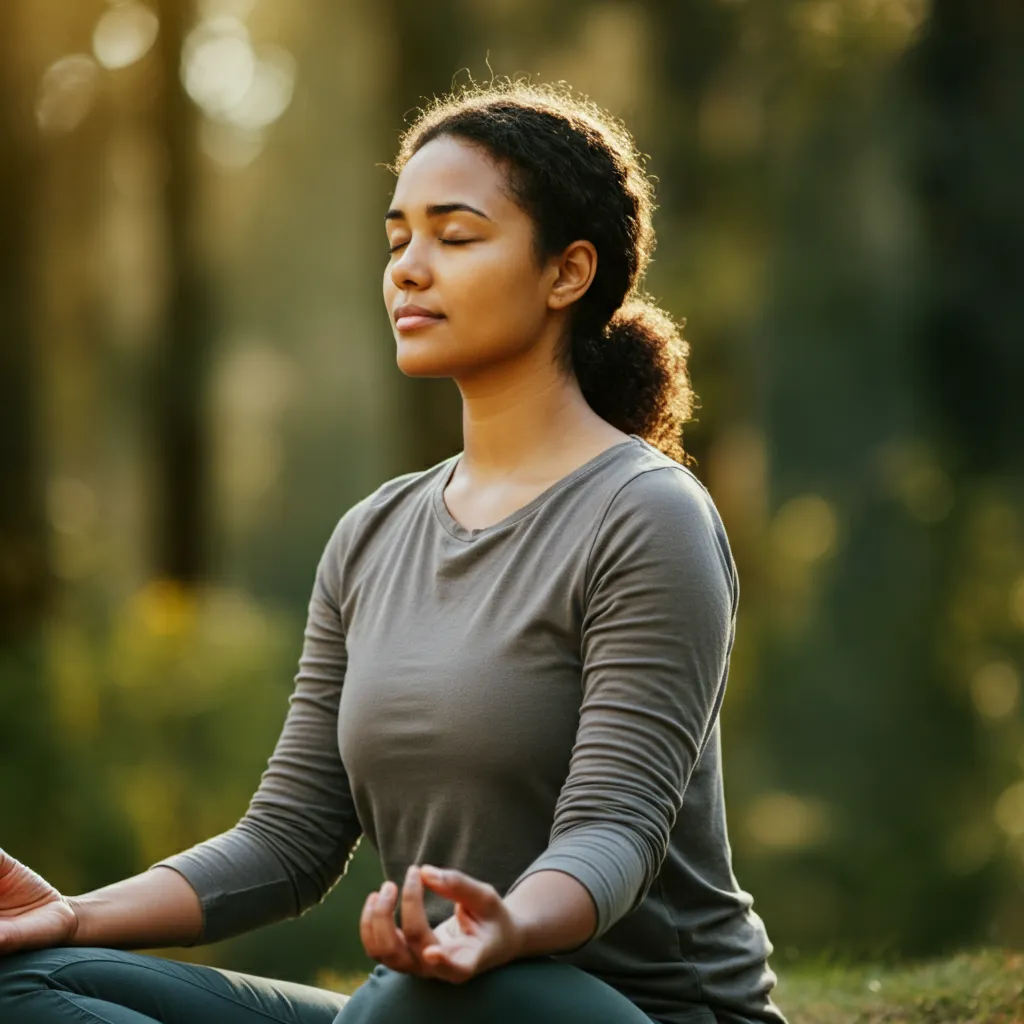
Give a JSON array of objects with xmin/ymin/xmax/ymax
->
[{"xmin": 360, "ymin": 864, "xmax": 521, "ymax": 984}]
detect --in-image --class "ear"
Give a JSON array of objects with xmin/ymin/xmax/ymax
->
[{"xmin": 546, "ymin": 240, "xmax": 598, "ymax": 311}]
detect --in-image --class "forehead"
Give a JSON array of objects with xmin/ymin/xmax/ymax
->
[{"xmin": 391, "ymin": 136, "xmax": 514, "ymax": 215}]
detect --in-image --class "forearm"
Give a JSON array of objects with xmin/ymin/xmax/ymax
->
[
  {"xmin": 66, "ymin": 866, "xmax": 203, "ymax": 949},
  {"xmin": 504, "ymin": 869, "xmax": 597, "ymax": 959}
]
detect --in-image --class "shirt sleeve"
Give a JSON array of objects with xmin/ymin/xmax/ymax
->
[
  {"xmin": 149, "ymin": 507, "xmax": 365, "ymax": 945},
  {"xmin": 504, "ymin": 465, "xmax": 738, "ymax": 947}
]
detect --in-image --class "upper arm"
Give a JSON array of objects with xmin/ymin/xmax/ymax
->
[
  {"xmin": 505, "ymin": 467, "xmax": 739, "ymax": 942},
  {"xmin": 555, "ymin": 467, "xmax": 737, "ymax": 924},
  {"xmin": 579, "ymin": 465, "xmax": 736, "ymax": 781}
]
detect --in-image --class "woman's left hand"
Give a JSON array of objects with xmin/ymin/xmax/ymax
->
[{"xmin": 359, "ymin": 864, "xmax": 522, "ymax": 984}]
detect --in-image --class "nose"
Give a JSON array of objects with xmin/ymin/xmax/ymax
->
[{"xmin": 388, "ymin": 237, "xmax": 432, "ymax": 290}]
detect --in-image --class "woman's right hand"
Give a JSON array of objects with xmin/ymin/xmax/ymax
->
[{"xmin": 0, "ymin": 848, "xmax": 79, "ymax": 956}]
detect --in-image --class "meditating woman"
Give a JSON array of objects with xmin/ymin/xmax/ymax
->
[{"xmin": 0, "ymin": 79, "xmax": 788, "ymax": 1024}]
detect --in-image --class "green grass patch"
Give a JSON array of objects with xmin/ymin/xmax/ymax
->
[{"xmin": 774, "ymin": 948, "xmax": 1024, "ymax": 1023}]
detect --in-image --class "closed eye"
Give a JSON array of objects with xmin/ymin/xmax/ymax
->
[{"xmin": 387, "ymin": 239, "xmax": 476, "ymax": 255}]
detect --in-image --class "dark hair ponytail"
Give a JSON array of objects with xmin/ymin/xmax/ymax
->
[{"xmin": 390, "ymin": 77, "xmax": 696, "ymax": 465}]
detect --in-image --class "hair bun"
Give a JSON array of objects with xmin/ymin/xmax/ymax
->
[
  {"xmin": 606, "ymin": 295, "xmax": 679, "ymax": 336},
  {"xmin": 570, "ymin": 296, "xmax": 693, "ymax": 463}
]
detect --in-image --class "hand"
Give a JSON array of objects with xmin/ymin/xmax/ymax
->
[
  {"xmin": 360, "ymin": 865, "xmax": 521, "ymax": 984},
  {"xmin": 0, "ymin": 848, "xmax": 79, "ymax": 956}
]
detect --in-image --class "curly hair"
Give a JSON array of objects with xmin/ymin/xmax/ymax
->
[{"xmin": 388, "ymin": 77, "xmax": 696, "ymax": 466}]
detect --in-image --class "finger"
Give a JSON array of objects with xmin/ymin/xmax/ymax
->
[
  {"xmin": 368, "ymin": 882, "xmax": 401, "ymax": 958},
  {"xmin": 359, "ymin": 891, "xmax": 380, "ymax": 958},
  {"xmin": 420, "ymin": 867, "xmax": 501, "ymax": 915},
  {"xmin": 361, "ymin": 890, "xmax": 402, "ymax": 964},
  {"xmin": 399, "ymin": 866, "xmax": 436, "ymax": 951},
  {"xmin": 369, "ymin": 882, "xmax": 418, "ymax": 970},
  {"xmin": 421, "ymin": 942, "xmax": 479, "ymax": 984},
  {"xmin": 419, "ymin": 944, "xmax": 456, "ymax": 980}
]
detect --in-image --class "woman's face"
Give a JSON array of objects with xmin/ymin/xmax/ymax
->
[{"xmin": 383, "ymin": 135, "xmax": 560, "ymax": 381}]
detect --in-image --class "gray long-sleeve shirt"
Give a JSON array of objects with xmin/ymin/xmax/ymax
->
[{"xmin": 152, "ymin": 434, "xmax": 788, "ymax": 1024}]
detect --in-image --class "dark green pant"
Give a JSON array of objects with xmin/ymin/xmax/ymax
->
[{"xmin": 0, "ymin": 946, "xmax": 672, "ymax": 1023}]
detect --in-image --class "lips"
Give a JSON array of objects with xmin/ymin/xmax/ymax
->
[{"xmin": 393, "ymin": 303, "xmax": 446, "ymax": 332}]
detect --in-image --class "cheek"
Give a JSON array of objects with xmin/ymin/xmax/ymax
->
[{"xmin": 450, "ymin": 248, "xmax": 544, "ymax": 336}]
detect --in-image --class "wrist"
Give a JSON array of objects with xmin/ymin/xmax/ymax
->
[
  {"xmin": 500, "ymin": 870, "xmax": 597, "ymax": 959},
  {"xmin": 502, "ymin": 901, "xmax": 530, "ymax": 964},
  {"xmin": 64, "ymin": 894, "xmax": 92, "ymax": 946}
]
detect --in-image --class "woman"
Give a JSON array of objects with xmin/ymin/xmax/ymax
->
[{"xmin": 0, "ymin": 79, "xmax": 788, "ymax": 1024}]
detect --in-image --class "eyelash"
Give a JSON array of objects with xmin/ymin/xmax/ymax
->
[{"xmin": 387, "ymin": 239, "xmax": 474, "ymax": 255}]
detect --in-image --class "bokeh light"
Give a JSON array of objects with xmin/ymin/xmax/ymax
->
[
  {"xmin": 92, "ymin": 2, "xmax": 160, "ymax": 71},
  {"xmin": 35, "ymin": 54, "xmax": 100, "ymax": 135}
]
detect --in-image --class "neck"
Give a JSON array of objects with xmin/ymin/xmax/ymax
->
[{"xmin": 452, "ymin": 345, "xmax": 610, "ymax": 484}]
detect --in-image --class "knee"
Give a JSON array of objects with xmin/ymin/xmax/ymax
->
[
  {"xmin": 336, "ymin": 958, "xmax": 664, "ymax": 1024},
  {"xmin": 338, "ymin": 964, "xmax": 504, "ymax": 1024},
  {"xmin": 0, "ymin": 947, "xmax": 132, "ymax": 1024},
  {"xmin": 337, "ymin": 966, "xmax": 438, "ymax": 1023},
  {"xmin": 0, "ymin": 949, "xmax": 40, "ymax": 988},
  {"xmin": 0, "ymin": 949, "xmax": 52, "ymax": 1008},
  {"xmin": 336, "ymin": 959, "xmax": 560, "ymax": 1024},
  {"xmin": 0, "ymin": 947, "xmax": 108, "ymax": 998}
]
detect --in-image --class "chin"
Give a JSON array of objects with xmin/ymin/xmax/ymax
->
[
  {"xmin": 395, "ymin": 330, "xmax": 522, "ymax": 380},
  {"xmin": 395, "ymin": 342, "xmax": 462, "ymax": 379}
]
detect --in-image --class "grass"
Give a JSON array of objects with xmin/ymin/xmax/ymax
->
[
  {"xmin": 315, "ymin": 949, "xmax": 1024, "ymax": 1023},
  {"xmin": 773, "ymin": 948, "xmax": 1024, "ymax": 1023}
]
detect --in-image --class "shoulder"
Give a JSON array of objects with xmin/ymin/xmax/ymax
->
[
  {"xmin": 587, "ymin": 449, "xmax": 737, "ymax": 602},
  {"xmin": 607, "ymin": 458, "xmax": 719, "ymax": 527},
  {"xmin": 320, "ymin": 456, "xmax": 453, "ymax": 563},
  {"xmin": 597, "ymin": 444, "xmax": 727, "ymax": 550}
]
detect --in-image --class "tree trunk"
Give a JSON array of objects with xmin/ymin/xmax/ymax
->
[
  {"xmin": 0, "ymin": 5, "xmax": 51, "ymax": 640},
  {"xmin": 152, "ymin": 0, "xmax": 212, "ymax": 582}
]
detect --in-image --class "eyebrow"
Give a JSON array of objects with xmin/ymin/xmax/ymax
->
[{"xmin": 385, "ymin": 202, "xmax": 493, "ymax": 223}]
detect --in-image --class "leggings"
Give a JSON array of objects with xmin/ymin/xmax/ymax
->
[{"xmin": 0, "ymin": 946, "xmax": 702, "ymax": 1024}]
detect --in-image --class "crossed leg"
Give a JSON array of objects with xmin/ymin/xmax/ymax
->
[
  {"xmin": 0, "ymin": 946, "xmax": 349, "ymax": 1024},
  {"xmin": 0, "ymin": 946, "xmax": 669, "ymax": 1024}
]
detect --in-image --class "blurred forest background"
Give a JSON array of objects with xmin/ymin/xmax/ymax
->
[{"xmin": 1, "ymin": 0, "xmax": 1022, "ymax": 988}]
